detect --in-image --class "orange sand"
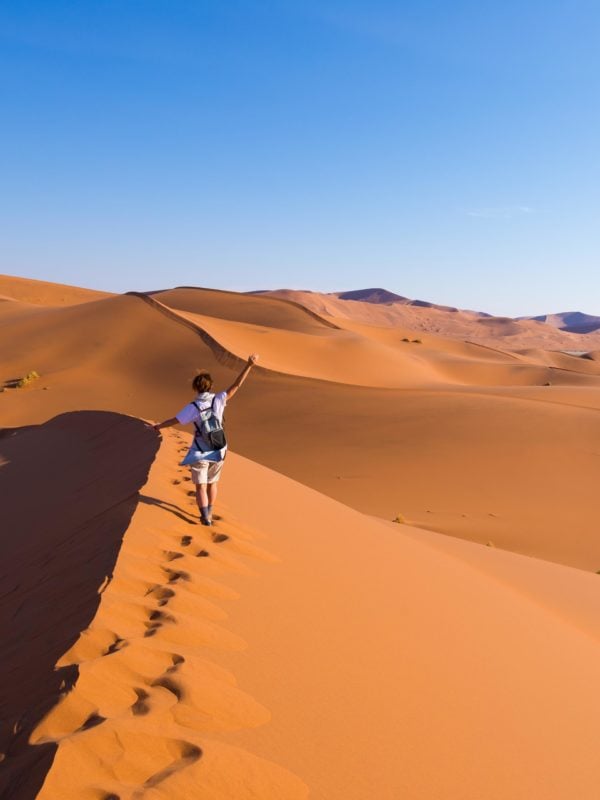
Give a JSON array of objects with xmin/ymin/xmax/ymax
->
[
  {"xmin": 263, "ymin": 288, "xmax": 600, "ymax": 351},
  {"xmin": 1, "ymin": 275, "xmax": 600, "ymax": 798}
]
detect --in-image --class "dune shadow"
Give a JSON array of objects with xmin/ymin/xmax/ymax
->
[
  {"xmin": 139, "ymin": 494, "xmax": 198, "ymax": 525},
  {"xmin": 0, "ymin": 411, "xmax": 158, "ymax": 800}
]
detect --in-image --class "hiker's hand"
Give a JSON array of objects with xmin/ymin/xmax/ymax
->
[{"xmin": 248, "ymin": 353, "xmax": 259, "ymax": 365}]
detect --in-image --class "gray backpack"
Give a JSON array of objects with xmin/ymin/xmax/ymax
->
[{"xmin": 192, "ymin": 396, "xmax": 227, "ymax": 451}]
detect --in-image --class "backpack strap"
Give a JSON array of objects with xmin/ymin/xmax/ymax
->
[{"xmin": 191, "ymin": 398, "xmax": 212, "ymax": 451}]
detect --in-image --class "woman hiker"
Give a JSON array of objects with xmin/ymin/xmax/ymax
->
[{"xmin": 153, "ymin": 354, "xmax": 259, "ymax": 526}]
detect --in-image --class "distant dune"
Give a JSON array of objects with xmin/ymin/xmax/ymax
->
[
  {"xmin": 0, "ymin": 273, "xmax": 112, "ymax": 305},
  {"xmin": 2, "ymin": 274, "xmax": 600, "ymax": 798},
  {"xmin": 519, "ymin": 310, "xmax": 600, "ymax": 334},
  {"xmin": 2, "ymin": 275, "xmax": 600, "ymax": 569},
  {"xmin": 333, "ymin": 286, "xmax": 461, "ymax": 313},
  {"xmin": 259, "ymin": 288, "xmax": 600, "ymax": 351},
  {"xmin": 335, "ymin": 287, "xmax": 410, "ymax": 304}
]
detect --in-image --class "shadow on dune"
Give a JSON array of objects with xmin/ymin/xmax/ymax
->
[
  {"xmin": 139, "ymin": 494, "xmax": 198, "ymax": 525},
  {"xmin": 0, "ymin": 411, "xmax": 158, "ymax": 800}
]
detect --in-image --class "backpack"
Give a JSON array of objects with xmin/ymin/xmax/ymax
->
[{"xmin": 192, "ymin": 395, "xmax": 227, "ymax": 451}]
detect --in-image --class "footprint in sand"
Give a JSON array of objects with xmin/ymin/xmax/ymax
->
[
  {"xmin": 180, "ymin": 535, "xmax": 193, "ymax": 547},
  {"xmin": 151, "ymin": 675, "xmax": 183, "ymax": 701},
  {"xmin": 143, "ymin": 622, "xmax": 161, "ymax": 638},
  {"xmin": 166, "ymin": 654, "xmax": 185, "ymax": 674},
  {"xmin": 131, "ymin": 688, "xmax": 151, "ymax": 716},
  {"xmin": 148, "ymin": 586, "xmax": 176, "ymax": 607},
  {"xmin": 144, "ymin": 609, "xmax": 176, "ymax": 637},
  {"xmin": 211, "ymin": 532, "xmax": 229, "ymax": 544},
  {"xmin": 163, "ymin": 568, "xmax": 190, "ymax": 584},
  {"xmin": 103, "ymin": 636, "xmax": 128, "ymax": 656},
  {"xmin": 149, "ymin": 609, "xmax": 176, "ymax": 624},
  {"xmin": 131, "ymin": 742, "xmax": 202, "ymax": 798},
  {"xmin": 163, "ymin": 550, "xmax": 184, "ymax": 561},
  {"xmin": 77, "ymin": 712, "xmax": 106, "ymax": 732},
  {"xmin": 196, "ymin": 549, "xmax": 210, "ymax": 557}
]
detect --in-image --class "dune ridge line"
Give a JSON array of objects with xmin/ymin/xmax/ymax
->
[
  {"xmin": 158, "ymin": 285, "xmax": 343, "ymax": 330},
  {"xmin": 6, "ymin": 418, "xmax": 308, "ymax": 799}
]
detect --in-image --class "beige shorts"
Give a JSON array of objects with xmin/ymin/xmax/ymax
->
[{"xmin": 190, "ymin": 459, "xmax": 224, "ymax": 485}]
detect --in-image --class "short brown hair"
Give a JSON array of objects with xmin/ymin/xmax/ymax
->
[{"xmin": 192, "ymin": 372, "xmax": 213, "ymax": 393}]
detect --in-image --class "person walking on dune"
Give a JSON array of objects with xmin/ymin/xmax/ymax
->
[{"xmin": 153, "ymin": 354, "xmax": 259, "ymax": 526}]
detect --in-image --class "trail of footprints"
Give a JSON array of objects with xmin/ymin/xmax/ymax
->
[{"xmin": 95, "ymin": 437, "xmax": 234, "ymax": 799}]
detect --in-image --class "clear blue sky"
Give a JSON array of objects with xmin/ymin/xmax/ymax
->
[{"xmin": 1, "ymin": 1, "xmax": 599, "ymax": 316}]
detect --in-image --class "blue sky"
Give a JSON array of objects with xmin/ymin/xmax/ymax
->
[{"xmin": 1, "ymin": 0, "xmax": 599, "ymax": 315}]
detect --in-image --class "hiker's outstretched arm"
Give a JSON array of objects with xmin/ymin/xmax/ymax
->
[
  {"xmin": 226, "ymin": 354, "xmax": 259, "ymax": 400},
  {"xmin": 153, "ymin": 417, "xmax": 179, "ymax": 432}
]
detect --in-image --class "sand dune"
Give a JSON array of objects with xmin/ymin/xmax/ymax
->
[
  {"xmin": 514, "ymin": 347, "xmax": 600, "ymax": 374},
  {"xmin": 521, "ymin": 310, "xmax": 600, "ymax": 334},
  {"xmin": 15, "ymin": 416, "xmax": 306, "ymax": 800},
  {"xmin": 0, "ymin": 274, "xmax": 112, "ymax": 305},
  {"xmin": 0, "ymin": 412, "xmax": 158, "ymax": 799},
  {"xmin": 1, "ymin": 277, "xmax": 600, "ymax": 570},
  {"xmin": 4, "ymin": 418, "xmax": 600, "ymax": 798},
  {"xmin": 262, "ymin": 288, "xmax": 600, "ymax": 351},
  {"xmin": 2, "ymin": 274, "xmax": 600, "ymax": 798},
  {"xmin": 218, "ymin": 449, "xmax": 600, "ymax": 800},
  {"xmin": 156, "ymin": 288, "xmax": 600, "ymax": 388},
  {"xmin": 150, "ymin": 287, "xmax": 339, "ymax": 332}
]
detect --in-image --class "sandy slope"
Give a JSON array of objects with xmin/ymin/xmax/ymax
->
[
  {"xmin": 1, "ymin": 279, "xmax": 600, "ymax": 569},
  {"xmin": 218, "ymin": 451, "xmax": 600, "ymax": 800},
  {"xmin": 0, "ymin": 274, "xmax": 112, "ymax": 305},
  {"xmin": 262, "ymin": 289, "xmax": 600, "ymax": 351},
  {"xmin": 149, "ymin": 287, "xmax": 339, "ymax": 333},
  {"xmin": 3, "ymin": 275, "xmax": 600, "ymax": 798},
  {"xmin": 171, "ymin": 306, "xmax": 444, "ymax": 387},
  {"xmin": 154, "ymin": 288, "xmax": 600, "ymax": 387},
  {"xmin": 4, "ymin": 419, "xmax": 600, "ymax": 799},
  {"xmin": 521, "ymin": 311, "xmax": 600, "ymax": 334},
  {"xmin": 0, "ymin": 412, "xmax": 158, "ymax": 799},
  {"xmin": 19, "ymin": 417, "xmax": 307, "ymax": 800}
]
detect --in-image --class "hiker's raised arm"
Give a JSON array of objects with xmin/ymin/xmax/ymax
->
[
  {"xmin": 153, "ymin": 416, "xmax": 179, "ymax": 433},
  {"xmin": 226, "ymin": 354, "xmax": 259, "ymax": 400}
]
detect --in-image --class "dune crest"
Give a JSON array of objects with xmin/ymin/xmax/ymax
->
[
  {"xmin": 0, "ymin": 274, "xmax": 112, "ymax": 305},
  {"xmin": 0, "ymin": 412, "xmax": 158, "ymax": 799},
  {"xmin": 1, "ymin": 278, "xmax": 600, "ymax": 570},
  {"xmin": 261, "ymin": 288, "xmax": 600, "ymax": 351},
  {"xmin": 13, "ymin": 418, "xmax": 307, "ymax": 800},
  {"xmin": 4, "ymin": 418, "xmax": 600, "ymax": 798}
]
